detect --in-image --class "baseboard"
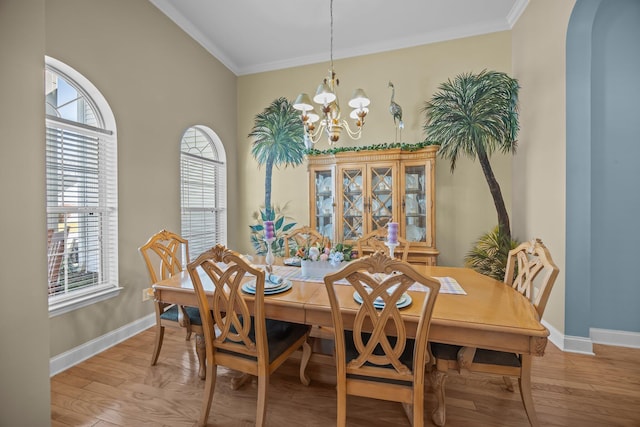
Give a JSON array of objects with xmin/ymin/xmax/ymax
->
[
  {"xmin": 50, "ymin": 313, "xmax": 155, "ymax": 377},
  {"xmin": 542, "ymin": 320, "xmax": 639, "ymax": 354},
  {"xmin": 591, "ymin": 327, "xmax": 640, "ymax": 349},
  {"xmin": 541, "ymin": 319, "xmax": 565, "ymax": 351},
  {"xmin": 563, "ymin": 334, "xmax": 595, "ymax": 355}
]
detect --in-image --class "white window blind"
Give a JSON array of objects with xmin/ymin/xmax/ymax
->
[
  {"xmin": 180, "ymin": 127, "xmax": 227, "ymax": 259},
  {"xmin": 45, "ymin": 59, "xmax": 119, "ymax": 311},
  {"xmin": 46, "ymin": 120, "xmax": 118, "ymax": 301}
]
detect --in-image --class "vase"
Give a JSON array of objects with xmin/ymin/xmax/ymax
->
[{"xmin": 300, "ymin": 260, "xmax": 347, "ymax": 279}]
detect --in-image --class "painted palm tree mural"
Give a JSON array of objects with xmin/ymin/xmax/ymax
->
[
  {"xmin": 248, "ymin": 97, "xmax": 306, "ymax": 255},
  {"xmin": 423, "ymin": 70, "xmax": 520, "ymax": 278}
]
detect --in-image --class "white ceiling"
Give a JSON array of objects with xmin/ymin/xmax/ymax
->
[{"xmin": 150, "ymin": 0, "xmax": 528, "ymax": 76}]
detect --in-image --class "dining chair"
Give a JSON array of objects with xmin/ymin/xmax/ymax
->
[
  {"xmin": 283, "ymin": 225, "xmax": 328, "ymax": 257},
  {"xmin": 355, "ymin": 228, "xmax": 410, "ymax": 262},
  {"xmin": 430, "ymin": 238, "xmax": 559, "ymax": 427},
  {"xmin": 139, "ymin": 229, "xmax": 204, "ymax": 367},
  {"xmin": 187, "ymin": 244, "xmax": 312, "ymax": 427},
  {"xmin": 323, "ymin": 251, "xmax": 440, "ymax": 427}
]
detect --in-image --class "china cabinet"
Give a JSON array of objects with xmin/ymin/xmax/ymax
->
[{"xmin": 307, "ymin": 146, "xmax": 439, "ymax": 265}]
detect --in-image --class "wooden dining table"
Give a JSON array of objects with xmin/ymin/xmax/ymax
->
[{"xmin": 152, "ymin": 263, "xmax": 549, "ymax": 426}]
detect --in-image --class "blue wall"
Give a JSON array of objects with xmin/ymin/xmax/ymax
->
[{"xmin": 566, "ymin": 0, "xmax": 640, "ymax": 337}]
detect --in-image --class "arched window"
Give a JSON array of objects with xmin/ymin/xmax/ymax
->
[
  {"xmin": 45, "ymin": 56, "xmax": 119, "ymax": 315},
  {"xmin": 180, "ymin": 126, "xmax": 227, "ymax": 258}
]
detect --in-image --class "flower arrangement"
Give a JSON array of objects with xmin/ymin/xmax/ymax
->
[
  {"xmin": 296, "ymin": 242, "xmax": 355, "ymax": 265},
  {"xmin": 296, "ymin": 242, "xmax": 355, "ymax": 279}
]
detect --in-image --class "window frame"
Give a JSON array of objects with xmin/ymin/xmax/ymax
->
[
  {"xmin": 45, "ymin": 56, "xmax": 121, "ymax": 316},
  {"xmin": 180, "ymin": 125, "xmax": 227, "ymax": 259}
]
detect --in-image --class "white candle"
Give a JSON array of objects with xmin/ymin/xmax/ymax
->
[
  {"xmin": 388, "ymin": 222, "xmax": 398, "ymax": 244},
  {"xmin": 264, "ymin": 221, "xmax": 275, "ymax": 240}
]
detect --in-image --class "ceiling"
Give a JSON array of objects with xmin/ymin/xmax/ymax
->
[{"xmin": 150, "ymin": 0, "xmax": 528, "ymax": 76}]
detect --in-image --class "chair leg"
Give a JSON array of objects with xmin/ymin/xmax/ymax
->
[
  {"xmin": 336, "ymin": 380, "xmax": 347, "ymax": 427},
  {"xmin": 255, "ymin": 374, "xmax": 268, "ymax": 427},
  {"xmin": 150, "ymin": 324, "xmax": 164, "ymax": 366},
  {"xmin": 503, "ymin": 375, "xmax": 515, "ymax": 392},
  {"xmin": 177, "ymin": 305, "xmax": 192, "ymax": 341},
  {"xmin": 198, "ymin": 362, "xmax": 217, "ymax": 427},
  {"xmin": 430, "ymin": 369, "xmax": 447, "ymax": 427},
  {"xmin": 299, "ymin": 340, "xmax": 312, "ymax": 386},
  {"xmin": 413, "ymin": 381, "xmax": 425, "ymax": 427},
  {"xmin": 519, "ymin": 355, "xmax": 540, "ymax": 427},
  {"xmin": 195, "ymin": 334, "xmax": 207, "ymax": 380}
]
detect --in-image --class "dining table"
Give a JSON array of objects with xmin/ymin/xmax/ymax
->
[{"xmin": 151, "ymin": 261, "xmax": 549, "ymax": 426}]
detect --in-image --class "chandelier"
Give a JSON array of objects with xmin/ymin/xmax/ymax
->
[{"xmin": 293, "ymin": 0, "xmax": 370, "ymax": 148}]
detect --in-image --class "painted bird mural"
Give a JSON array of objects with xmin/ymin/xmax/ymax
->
[{"xmin": 388, "ymin": 81, "xmax": 404, "ymax": 142}]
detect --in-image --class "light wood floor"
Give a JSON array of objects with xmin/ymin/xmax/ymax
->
[{"xmin": 51, "ymin": 327, "xmax": 640, "ymax": 427}]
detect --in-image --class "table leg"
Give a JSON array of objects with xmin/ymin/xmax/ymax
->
[
  {"xmin": 430, "ymin": 368, "xmax": 447, "ymax": 426},
  {"xmin": 519, "ymin": 354, "xmax": 540, "ymax": 427}
]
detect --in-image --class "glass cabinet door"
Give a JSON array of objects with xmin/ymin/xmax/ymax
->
[
  {"xmin": 341, "ymin": 168, "xmax": 364, "ymax": 240},
  {"xmin": 369, "ymin": 166, "xmax": 394, "ymax": 232},
  {"xmin": 403, "ymin": 164, "xmax": 427, "ymax": 243},
  {"xmin": 313, "ymin": 169, "xmax": 334, "ymax": 241}
]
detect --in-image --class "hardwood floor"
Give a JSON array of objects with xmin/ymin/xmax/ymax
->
[{"xmin": 51, "ymin": 327, "xmax": 640, "ymax": 427}]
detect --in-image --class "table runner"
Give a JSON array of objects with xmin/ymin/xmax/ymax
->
[{"xmin": 265, "ymin": 265, "xmax": 466, "ymax": 295}]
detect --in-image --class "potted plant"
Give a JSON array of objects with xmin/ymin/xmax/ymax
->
[{"xmin": 423, "ymin": 70, "xmax": 520, "ymax": 279}]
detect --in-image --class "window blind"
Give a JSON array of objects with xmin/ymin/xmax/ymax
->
[
  {"xmin": 46, "ymin": 119, "xmax": 118, "ymax": 300},
  {"xmin": 180, "ymin": 128, "xmax": 226, "ymax": 259}
]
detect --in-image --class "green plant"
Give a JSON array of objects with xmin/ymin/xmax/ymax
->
[
  {"xmin": 423, "ymin": 69, "xmax": 519, "ymax": 241},
  {"xmin": 248, "ymin": 97, "xmax": 306, "ymax": 219},
  {"xmin": 464, "ymin": 226, "xmax": 519, "ymax": 281},
  {"xmin": 249, "ymin": 205, "xmax": 297, "ymax": 256}
]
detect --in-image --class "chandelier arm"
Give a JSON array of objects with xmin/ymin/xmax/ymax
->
[
  {"xmin": 307, "ymin": 124, "xmax": 326, "ymax": 144},
  {"xmin": 341, "ymin": 120, "xmax": 364, "ymax": 139}
]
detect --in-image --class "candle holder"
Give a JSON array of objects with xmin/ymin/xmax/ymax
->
[
  {"xmin": 264, "ymin": 237, "xmax": 275, "ymax": 273},
  {"xmin": 385, "ymin": 241, "xmax": 398, "ymax": 259}
]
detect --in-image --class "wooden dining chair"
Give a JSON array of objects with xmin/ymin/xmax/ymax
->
[
  {"xmin": 356, "ymin": 228, "xmax": 410, "ymax": 262},
  {"xmin": 323, "ymin": 251, "xmax": 440, "ymax": 427},
  {"xmin": 139, "ymin": 229, "xmax": 204, "ymax": 368},
  {"xmin": 283, "ymin": 225, "xmax": 328, "ymax": 257},
  {"xmin": 430, "ymin": 238, "xmax": 559, "ymax": 427},
  {"xmin": 187, "ymin": 244, "xmax": 312, "ymax": 427}
]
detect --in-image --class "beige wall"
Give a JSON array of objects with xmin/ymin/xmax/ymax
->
[
  {"xmin": 0, "ymin": 2, "xmax": 50, "ymax": 425},
  {"xmin": 238, "ymin": 32, "xmax": 513, "ymax": 267},
  {"xmin": 512, "ymin": 0, "xmax": 575, "ymax": 334},
  {"xmin": 42, "ymin": 0, "xmax": 238, "ymax": 356},
  {"xmin": 2, "ymin": 0, "xmax": 238, "ymax": 364}
]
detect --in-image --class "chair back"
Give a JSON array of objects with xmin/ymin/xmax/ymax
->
[
  {"xmin": 324, "ymin": 251, "xmax": 440, "ymax": 387},
  {"xmin": 187, "ymin": 244, "xmax": 268, "ymax": 364},
  {"xmin": 356, "ymin": 228, "xmax": 410, "ymax": 262},
  {"xmin": 284, "ymin": 225, "xmax": 328, "ymax": 257},
  {"xmin": 504, "ymin": 238, "xmax": 559, "ymax": 319},
  {"xmin": 139, "ymin": 229, "xmax": 190, "ymax": 284}
]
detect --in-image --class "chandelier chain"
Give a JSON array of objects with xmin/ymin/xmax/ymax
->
[{"xmin": 330, "ymin": 0, "xmax": 334, "ymax": 70}]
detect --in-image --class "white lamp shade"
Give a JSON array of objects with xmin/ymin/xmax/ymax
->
[
  {"xmin": 348, "ymin": 88, "xmax": 370, "ymax": 108},
  {"xmin": 349, "ymin": 107, "xmax": 369, "ymax": 119},
  {"xmin": 306, "ymin": 110, "xmax": 320, "ymax": 123},
  {"xmin": 293, "ymin": 93, "xmax": 314, "ymax": 111},
  {"xmin": 313, "ymin": 83, "xmax": 337, "ymax": 105}
]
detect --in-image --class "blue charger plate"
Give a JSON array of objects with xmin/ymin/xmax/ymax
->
[
  {"xmin": 242, "ymin": 279, "xmax": 292, "ymax": 295},
  {"xmin": 353, "ymin": 291, "xmax": 412, "ymax": 309}
]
